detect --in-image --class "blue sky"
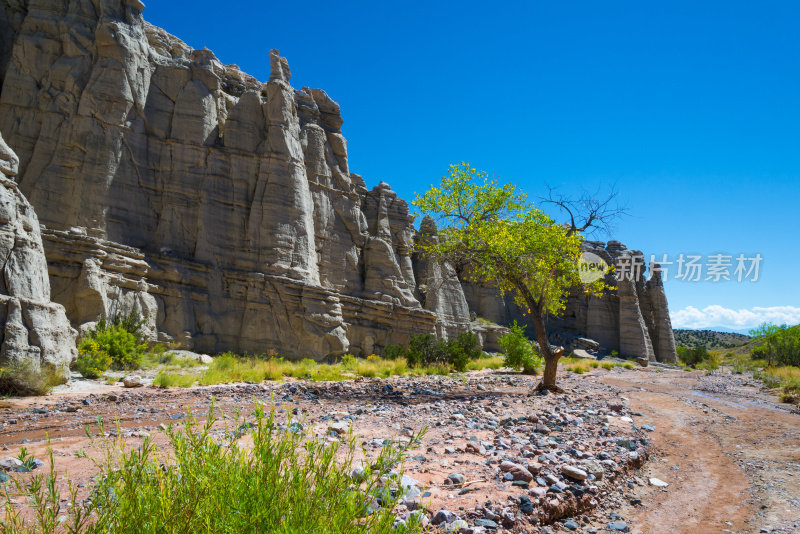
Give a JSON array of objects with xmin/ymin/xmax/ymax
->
[{"xmin": 145, "ymin": 1, "xmax": 800, "ymax": 331}]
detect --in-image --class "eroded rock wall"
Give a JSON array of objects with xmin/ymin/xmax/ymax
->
[
  {"xmin": 0, "ymin": 0, "xmax": 466, "ymax": 358},
  {"xmin": 0, "ymin": 132, "xmax": 76, "ymax": 385}
]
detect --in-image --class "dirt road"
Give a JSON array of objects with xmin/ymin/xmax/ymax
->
[{"xmin": 598, "ymin": 368, "xmax": 800, "ymax": 534}]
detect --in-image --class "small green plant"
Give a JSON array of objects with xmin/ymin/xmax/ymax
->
[
  {"xmin": 1, "ymin": 404, "xmax": 426, "ymax": 533},
  {"xmin": 498, "ymin": 321, "xmax": 542, "ymax": 374},
  {"xmin": 16, "ymin": 447, "xmax": 37, "ymax": 471},
  {"xmin": 610, "ymin": 350, "xmax": 619, "ymax": 358},
  {"xmin": 74, "ymin": 340, "xmax": 112, "ymax": 378}
]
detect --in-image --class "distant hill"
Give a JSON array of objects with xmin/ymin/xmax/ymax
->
[{"xmin": 673, "ymin": 329, "xmax": 751, "ymax": 350}]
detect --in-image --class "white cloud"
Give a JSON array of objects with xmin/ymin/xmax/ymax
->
[{"xmin": 670, "ymin": 305, "xmax": 800, "ymax": 330}]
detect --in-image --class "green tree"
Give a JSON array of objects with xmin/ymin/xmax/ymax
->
[
  {"xmin": 413, "ymin": 163, "xmax": 607, "ymax": 391},
  {"xmin": 749, "ymin": 323, "xmax": 800, "ymax": 366}
]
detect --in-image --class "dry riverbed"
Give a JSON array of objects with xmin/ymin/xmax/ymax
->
[{"xmin": 0, "ymin": 365, "xmax": 797, "ymax": 533}]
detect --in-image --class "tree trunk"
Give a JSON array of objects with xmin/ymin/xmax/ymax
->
[{"xmin": 515, "ymin": 288, "xmax": 565, "ymax": 394}]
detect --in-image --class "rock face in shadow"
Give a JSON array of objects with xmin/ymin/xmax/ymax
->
[
  {"xmin": 0, "ymin": 132, "xmax": 76, "ymax": 386},
  {"xmin": 0, "ymin": 1, "xmax": 469, "ymax": 358},
  {"xmin": 0, "ymin": 1, "xmax": 674, "ymax": 363}
]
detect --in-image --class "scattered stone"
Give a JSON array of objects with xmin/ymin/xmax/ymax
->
[
  {"xmin": 561, "ymin": 465, "xmax": 588, "ymax": 481},
  {"xmin": 123, "ymin": 375, "xmax": 144, "ymax": 388},
  {"xmin": 649, "ymin": 477, "xmax": 669, "ymax": 487}
]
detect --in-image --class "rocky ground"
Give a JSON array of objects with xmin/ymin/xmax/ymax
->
[{"xmin": 0, "ymin": 365, "xmax": 798, "ymax": 533}]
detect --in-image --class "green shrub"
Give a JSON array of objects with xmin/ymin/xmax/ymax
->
[
  {"xmin": 677, "ymin": 345, "xmax": 710, "ymax": 367},
  {"xmin": 82, "ymin": 323, "xmax": 146, "ymax": 371},
  {"xmin": 406, "ymin": 334, "xmax": 443, "ymax": 367},
  {"xmin": 447, "ymin": 331, "xmax": 481, "ymax": 372},
  {"xmin": 74, "ymin": 340, "xmax": 112, "ymax": 378},
  {"xmin": 0, "ymin": 404, "xmax": 426, "ymax": 533},
  {"xmin": 383, "ymin": 344, "xmax": 407, "ymax": 360},
  {"xmin": 405, "ymin": 332, "xmax": 481, "ymax": 371},
  {"xmin": 498, "ymin": 321, "xmax": 542, "ymax": 374}
]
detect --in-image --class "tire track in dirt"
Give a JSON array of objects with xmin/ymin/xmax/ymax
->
[{"xmin": 599, "ymin": 370, "xmax": 800, "ymax": 534}]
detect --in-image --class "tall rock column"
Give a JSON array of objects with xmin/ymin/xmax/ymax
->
[
  {"xmin": 249, "ymin": 49, "xmax": 319, "ymax": 283},
  {"xmin": 643, "ymin": 266, "xmax": 678, "ymax": 363},
  {"xmin": 411, "ymin": 216, "xmax": 472, "ymax": 337},
  {"xmin": 617, "ymin": 276, "xmax": 655, "ymax": 360},
  {"xmin": 0, "ymin": 133, "xmax": 76, "ymax": 389}
]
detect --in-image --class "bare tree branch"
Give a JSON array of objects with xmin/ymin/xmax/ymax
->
[{"xmin": 539, "ymin": 185, "xmax": 629, "ymax": 238}]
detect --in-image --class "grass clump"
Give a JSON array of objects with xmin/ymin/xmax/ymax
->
[
  {"xmin": 153, "ymin": 371, "xmax": 197, "ymax": 388},
  {"xmin": 0, "ymin": 362, "xmax": 64, "ymax": 396},
  {"xmin": 466, "ymin": 356, "xmax": 505, "ymax": 371},
  {"xmin": 1, "ymin": 403, "xmax": 426, "ymax": 533},
  {"xmin": 498, "ymin": 321, "xmax": 542, "ymax": 374}
]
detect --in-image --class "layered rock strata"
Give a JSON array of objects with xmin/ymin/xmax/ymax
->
[{"xmin": 0, "ymin": 132, "xmax": 76, "ymax": 385}]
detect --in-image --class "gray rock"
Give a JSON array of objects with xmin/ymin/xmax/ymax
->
[
  {"xmin": 561, "ymin": 464, "xmax": 588, "ymax": 481},
  {"xmin": 432, "ymin": 509, "xmax": 457, "ymax": 525},
  {"xmin": 499, "ymin": 461, "xmax": 533, "ymax": 482},
  {"xmin": 0, "ymin": 136, "xmax": 76, "ymax": 390},
  {"xmin": 447, "ymin": 519, "xmax": 468, "ymax": 532},
  {"xmin": 447, "ymin": 473, "xmax": 466, "ymax": 486},
  {"xmin": 122, "ymin": 375, "xmax": 144, "ymax": 388}
]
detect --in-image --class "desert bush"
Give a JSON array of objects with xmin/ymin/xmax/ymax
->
[
  {"xmin": 74, "ymin": 340, "xmax": 112, "ymax": 378},
  {"xmin": 1, "ymin": 404, "xmax": 426, "ymax": 533},
  {"xmin": 383, "ymin": 344, "xmax": 407, "ymax": 360},
  {"xmin": 80, "ymin": 324, "xmax": 145, "ymax": 371},
  {"xmin": 677, "ymin": 345, "xmax": 710, "ymax": 367},
  {"xmin": 406, "ymin": 334, "xmax": 444, "ymax": 367},
  {"xmin": 447, "ymin": 331, "xmax": 481, "ymax": 372},
  {"xmin": 498, "ymin": 321, "xmax": 542, "ymax": 374},
  {"xmin": 405, "ymin": 332, "xmax": 481, "ymax": 371},
  {"xmin": 0, "ymin": 361, "xmax": 63, "ymax": 396}
]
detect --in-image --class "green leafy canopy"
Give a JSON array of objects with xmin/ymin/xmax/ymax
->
[{"xmin": 412, "ymin": 163, "xmax": 606, "ymax": 318}]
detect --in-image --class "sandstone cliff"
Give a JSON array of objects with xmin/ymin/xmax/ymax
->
[
  {"xmin": 0, "ymin": 0, "xmax": 674, "ymax": 363},
  {"xmin": 0, "ymin": 131, "xmax": 76, "ymax": 387},
  {"xmin": 0, "ymin": 0, "xmax": 469, "ymax": 358}
]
